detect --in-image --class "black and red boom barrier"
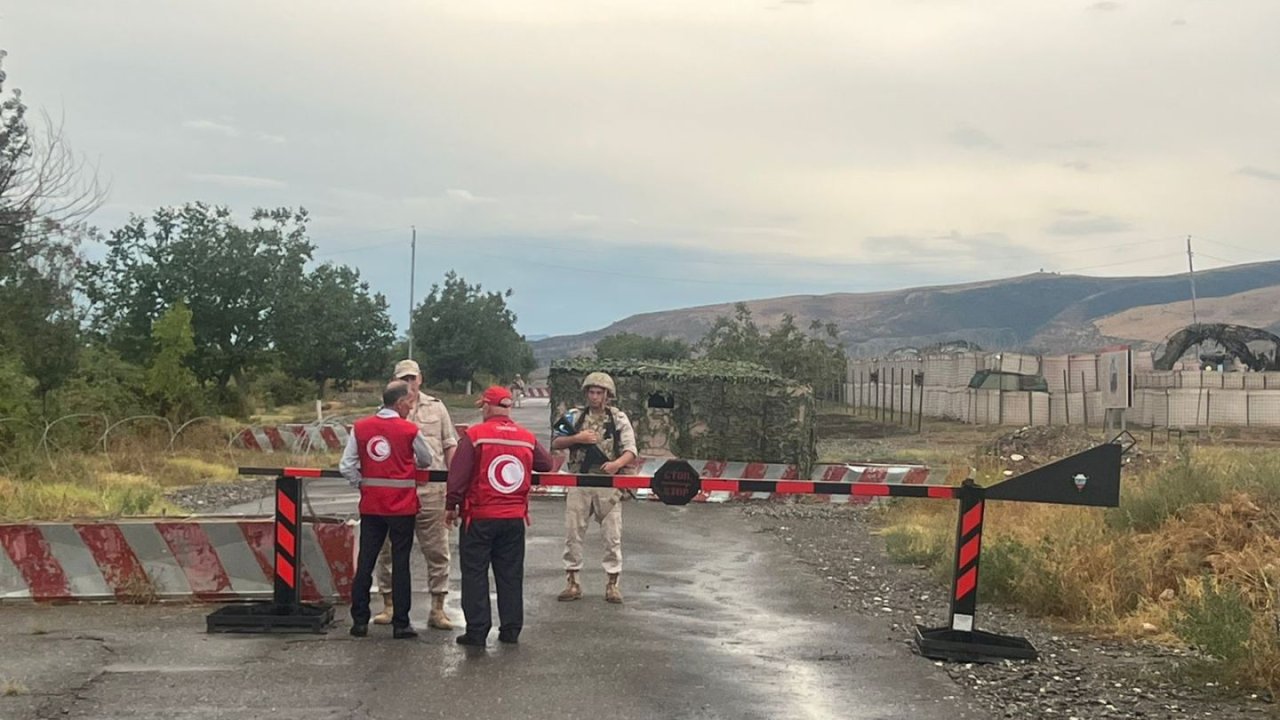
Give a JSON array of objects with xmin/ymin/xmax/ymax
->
[{"xmin": 225, "ymin": 436, "xmax": 1127, "ymax": 658}]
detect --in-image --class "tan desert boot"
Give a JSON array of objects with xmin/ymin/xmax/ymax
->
[
  {"xmin": 428, "ymin": 592, "xmax": 453, "ymax": 630},
  {"xmin": 372, "ymin": 592, "xmax": 394, "ymax": 625},
  {"xmin": 605, "ymin": 573, "xmax": 623, "ymax": 604},
  {"xmin": 557, "ymin": 570, "xmax": 583, "ymax": 601}
]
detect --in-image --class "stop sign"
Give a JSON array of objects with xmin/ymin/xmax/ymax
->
[{"xmin": 651, "ymin": 460, "xmax": 701, "ymax": 506}]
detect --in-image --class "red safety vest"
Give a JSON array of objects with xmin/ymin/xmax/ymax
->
[
  {"xmin": 464, "ymin": 417, "xmax": 535, "ymax": 521},
  {"xmin": 353, "ymin": 414, "xmax": 422, "ymax": 516}
]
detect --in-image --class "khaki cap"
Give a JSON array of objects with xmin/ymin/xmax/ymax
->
[{"xmin": 393, "ymin": 359, "xmax": 421, "ymax": 378}]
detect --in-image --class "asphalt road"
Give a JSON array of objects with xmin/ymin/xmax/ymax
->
[{"xmin": 0, "ymin": 399, "xmax": 989, "ymax": 719}]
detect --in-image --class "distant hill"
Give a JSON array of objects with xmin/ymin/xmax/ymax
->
[{"xmin": 531, "ymin": 260, "xmax": 1280, "ymax": 362}]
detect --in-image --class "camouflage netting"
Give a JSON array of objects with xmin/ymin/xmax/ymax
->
[{"xmin": 548, "ymin": 359, "xmax": 817, "ymax": 475}]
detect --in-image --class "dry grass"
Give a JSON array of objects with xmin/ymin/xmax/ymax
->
[
  {"xmin": 0, "ymin": 423, "xmax": 341, "ymax": 521},
  {"xmin": 879, "ymin": 441, "xmax": 1280, "ymax": 695}
]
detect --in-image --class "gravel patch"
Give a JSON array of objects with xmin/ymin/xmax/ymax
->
[
  {"xmin": 741, "ymin": 502, "xmax": 1274, "ymax": 720},
  {"xmin": 165, "ymin": 479, "xmax": 277, "ymax": 514}
]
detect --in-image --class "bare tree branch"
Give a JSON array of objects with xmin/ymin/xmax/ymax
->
[{"xmin": 1, "ymin": 49, "xmax": 108, "ymax": 258}]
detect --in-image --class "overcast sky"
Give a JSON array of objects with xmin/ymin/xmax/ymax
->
[{"xmin": 3, "ymin": 1, "xmax": 1278, "ymax": 337}]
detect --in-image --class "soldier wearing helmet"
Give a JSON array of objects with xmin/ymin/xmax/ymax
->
[{"xmin": 550, "ymin": 371, "xmax": 637, "ymax": 603}]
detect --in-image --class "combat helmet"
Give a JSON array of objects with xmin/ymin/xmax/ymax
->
[{"xmin": 581, "ymin": 371, "xmax": 616, "ymax": 397}]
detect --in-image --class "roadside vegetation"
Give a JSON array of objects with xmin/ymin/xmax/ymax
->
[{"xmin": 845, "ymin": 414, "xmax": 1280, "ymax": 697}]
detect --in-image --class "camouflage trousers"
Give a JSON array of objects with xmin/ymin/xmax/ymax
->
[
  {"xmin": 563, "ymin": 487, "xmax": 622, "ymax": 575},
  {"xmin": 375, "ymin": 484, "xmax": 450, "ymax": 595}
]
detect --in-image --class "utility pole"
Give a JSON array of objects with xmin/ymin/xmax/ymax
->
[
  {"xmin": 1186, "ymin": 235, "xmax": 1199, "ymax": 325},
  {"xmin": 1186, "ymin": 235, "xmax": 1200, "ymax": 369},
  {"xmin": 407, "ymin": 224, "xmax": 417, "ymax": 358}
]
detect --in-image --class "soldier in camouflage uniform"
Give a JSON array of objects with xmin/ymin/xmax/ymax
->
[{"xmin": 550, "ymin": 371, "xmax": 637, "ymax": 603}]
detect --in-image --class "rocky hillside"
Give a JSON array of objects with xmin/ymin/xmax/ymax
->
[{"xmin": 532, "ymin": 260, "xmax": 1280, "ymax": 361}]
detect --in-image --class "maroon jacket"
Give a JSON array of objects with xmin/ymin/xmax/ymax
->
[{"xmin": 447, "ymin": 416, "xmax": 552, "ymax": 514}]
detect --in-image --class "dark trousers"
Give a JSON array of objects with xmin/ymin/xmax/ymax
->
[
  {"xmin": 459, "ymin": 518, "xmax": 526, "ymax": 639},
  {"xmin": 352, "ymin": 514, "xmax": 415, "ymax": 629}
]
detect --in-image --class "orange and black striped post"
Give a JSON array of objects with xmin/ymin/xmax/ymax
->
[
  {"xmin": 947, "ymin": 482, "xmax": 985, "ymax": 635},
  {"xmin": 206, "ymin": 470, "xmax": 335, "ymax": 634},
  {"xmin": 272, "ymin": 474, "xmax": 302, "ymax": 608}
]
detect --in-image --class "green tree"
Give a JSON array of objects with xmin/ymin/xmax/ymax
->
[
  {"xmin": 700, "ymin": 303, "xmax": 846, "ymax": 394},
  {"xmin": 0, "ymin": 51, "xmax": 92, "ymax": 411},
  {"xmin": 84, "ymin": 203, "xmax": 314, "ymax": 389},
  {"xmin": 410, "ymin": 271, "xmax": 535, "ymax": 386},
  {"xmin": 595, "ymin": 332, "xmax": 691, "ymax": 361},
  {"xmin": 699, "ymin": 303, "xmax": 764, "ymax": 364},
  {"xmin": 273, "ymin": 263, "xmax": 395, "ymax": 397},
  {"xmin": 145, "ymin": 302, "xmax": 200, "ymax": 418}
]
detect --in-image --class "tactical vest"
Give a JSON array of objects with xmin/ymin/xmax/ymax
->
[{"xmin": 567, "ymin": 406, "xmax": 622, "ymax": 473}]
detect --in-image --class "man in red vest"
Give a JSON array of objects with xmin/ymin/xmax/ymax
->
[
  {"xmin": 340, "ymin": 380, "xmax": 433, "ymax": 639},
  {"xmin": 446, "ymin": 386, "xmax": 553, "ymax": 646}
]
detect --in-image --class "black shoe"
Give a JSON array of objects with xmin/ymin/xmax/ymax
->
[
  {"xmin": 455, "ymin": 634, "xmax": 486, "ymax": 647},
  {"xmin": 498, "ymin": 631, "xmax": 519, "ymax": 645},
  {"xmin": 350, "ymin": 624, "xmax": 368, "ymax": 637},
  {"xmin": 393, "ymin": 626, "xmax": 419, "ymax": 640}
]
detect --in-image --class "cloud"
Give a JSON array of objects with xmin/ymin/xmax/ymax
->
[
  {"xmin": 1090, "ymin": 2, "xmax": 1121, "ymax": 11},
  {"xmin": 569, "ymin": 212, "xmax": 601, "ymax": 225},
  {"xmin": 948, "ymin": 123, "xmax": 1001, "ymax": 151},
  {"xmin": 1045, "ymin": 211, "xmax": 1131, "ymax": 235},
  {"xmin": 255, "ymin": 132, "xmax": 287, "ymax": 144},
  {"xmin": 188, "ymin": 173, "xmax": 288, "ymax": 189},
  {"xmin": 1062, "ymin": 160, "xmax": 1092, "ymax": 172},
  {"xmin": 445, "ymin": 188, "xmax": 494, "ymax": 204},
  {"xmin": 181, "ymin": 119, "xmax": 240, "ymax": 137},
  {"xmin": 1237, "ymin": 166, "xmax": 1280, "ymax": 183}
]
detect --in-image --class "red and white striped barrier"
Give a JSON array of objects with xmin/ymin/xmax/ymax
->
[
  {"xmin": 530, "ymin": 456, "xmax": 928, "ymax": 504},
  {"xmin": 521, "ymin": 387, "xmax": 550, "ymax": 399},
  {"xmin": 235, "ymin": 424, "xmax": 350, "ymax": 453},
  {"xmin": 0, "ymin": 518, "xmax": 354, "ymax": 603}
]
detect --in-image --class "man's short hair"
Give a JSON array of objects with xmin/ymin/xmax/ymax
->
[{"xmin": 383, "ymin": 380, "xmax": 411, "ymax": 408}]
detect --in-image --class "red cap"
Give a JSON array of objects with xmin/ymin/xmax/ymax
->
[{"xmin": 478, "ymin": 386, "xmax": 513, "ymax": 408}]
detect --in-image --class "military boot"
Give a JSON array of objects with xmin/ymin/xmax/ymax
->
[
  {"xmin": 428, "ymin": 592, "xmax": 453, "ymax": 630},
  {"xmin": 605, "ymin": 573, "xmax": 623, "ymax": 604},
  {"xmin": 557, "ymin": 570, "xmax": 582, "ymax": 601},
  {"xmin": 372, "ymin": 593, "xmax": 394, "ymax": 625}
]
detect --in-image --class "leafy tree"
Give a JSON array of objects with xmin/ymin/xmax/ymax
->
[
  {"xmin": 84, "ymin": 203, "xmax": 314, "ymax": 389},
  {"xmin": 0, "ymin": 52, "xmax": 91, "ymax": 410},
  {"xmin": 145, "ymin": 302, "xmax": 201, "ymax": 418},
  {"xmin": 595, "ymin": 332, "xmax": 691, "ymax": 361},
  {"xmin": 273, "ymin": 263, "xmax": 395, "ymax": 397},
  {"xmin": 410, "ymin": 271, "xmax": 535, "ymax": 385},
  {"xmin": 53, "ymin": 346, "xmax": 149, "ymax": 418},
  {"xmin": 700, "ymin": 302, "xmax": 846, "ymax": 394}
]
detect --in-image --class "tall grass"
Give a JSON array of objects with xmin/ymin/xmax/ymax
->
[
  {"xmin": 880, "ymin": 445, "xmax": 1280, "ymax": 695},
  {"xmin": 0, "ymin": 428, "xmax": 339, "ymax": 520}
]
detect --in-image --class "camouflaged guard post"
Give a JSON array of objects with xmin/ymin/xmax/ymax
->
[{"xmin": 547, "ymin": 359, "xmax": 817, "ymax": 476}]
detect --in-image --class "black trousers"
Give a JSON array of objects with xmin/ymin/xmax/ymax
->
[
  {"xmin": 351, "ymin": 514, "xmax": 415, "ymax": 629},
  {"xmin": 459, "ymin": 518, "xmax": 526, "ymax": 639}
]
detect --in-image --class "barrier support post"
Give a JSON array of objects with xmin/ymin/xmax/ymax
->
[
  {"xmin": 205, "ymin": 473, "xmax": 335, "ymax": 634},
  {"xmin": 914, "ymin": 481, "xmax": 1036, "ymax": 661}
]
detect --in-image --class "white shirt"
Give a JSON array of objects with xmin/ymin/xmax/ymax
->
[{"xmin": 338, "ymin": 408, "xmax": 434, "ymax": 488}]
